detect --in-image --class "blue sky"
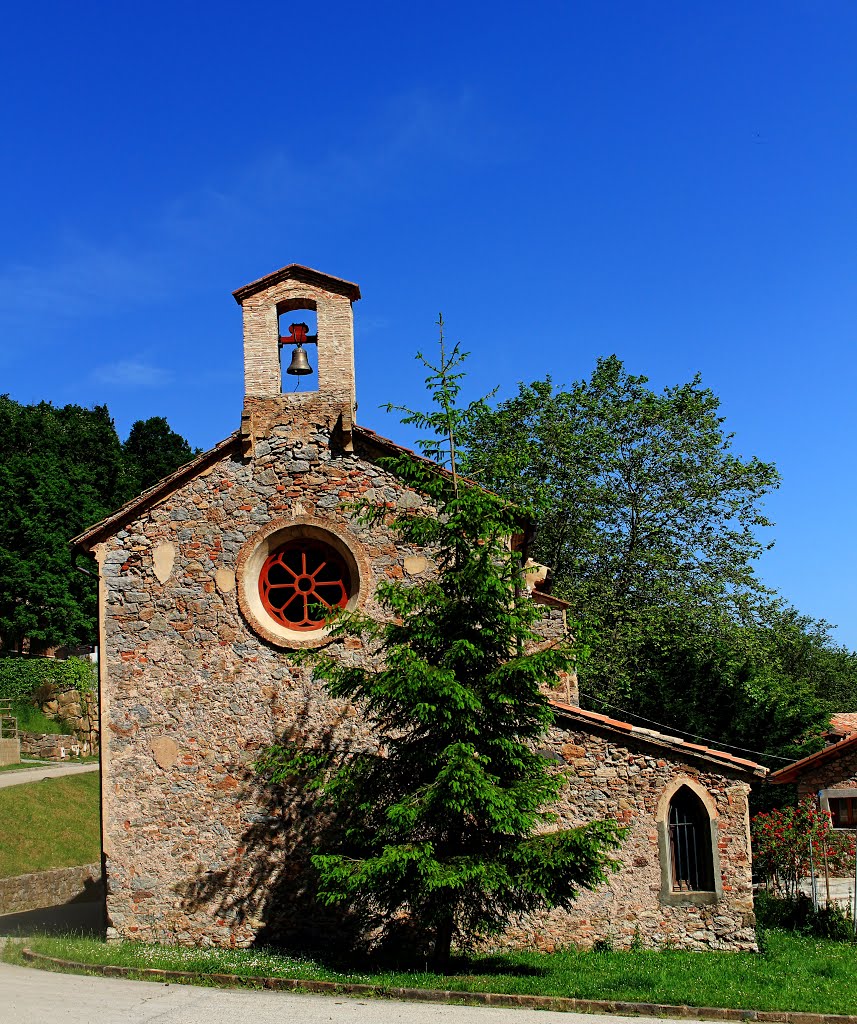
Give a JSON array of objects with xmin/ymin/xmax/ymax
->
[{"xmin": 1, "ymin": 3, "xmax": 855, "ymax": 646}]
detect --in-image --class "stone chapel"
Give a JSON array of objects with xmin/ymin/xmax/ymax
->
[{"xmin": 72, "ymin": 263, "xmax": 764, "ymax": 952}]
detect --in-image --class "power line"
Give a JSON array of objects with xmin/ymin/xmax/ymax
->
[{"xmin": 577, "ymin": 688, "xmax": 795, "ymax": 763}]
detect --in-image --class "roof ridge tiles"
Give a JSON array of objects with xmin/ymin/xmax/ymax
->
[{"xmin": 549, "ymin": 700, "xmax": 765, "ymax": 775}]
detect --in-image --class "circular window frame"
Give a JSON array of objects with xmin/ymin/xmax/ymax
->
[{"xmin": 236, "ymin": 516, "xmax": 368, "ymax": 649}]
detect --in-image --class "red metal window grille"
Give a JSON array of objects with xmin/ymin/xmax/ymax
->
[{"xmin": 259, "ymin": 540, "xmax": 351, "ymax": 631}]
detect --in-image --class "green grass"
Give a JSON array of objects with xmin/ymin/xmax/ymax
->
[
  {"xmin": 11, "ymin": 701, "xmax": 67, "ymax": 735},
  {"xmin": 0, "ymin": 773, "xmax": 100, "ymax": 877},
  {"xmin": 0, "ymin": 760, "xmax": 49, "ymax": 773},
  {"xmin": 5, "ymin": 930, "xmax": 857, "ymax": 1014}
]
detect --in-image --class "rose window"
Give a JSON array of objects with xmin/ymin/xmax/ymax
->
[{"xmin": 258, "ymin": 539, "xmax": 352, "ymax": 631}]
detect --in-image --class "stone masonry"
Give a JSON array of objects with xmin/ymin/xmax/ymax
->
[
  {"xmin": 770, "ymin": 733, "xmax": 857, "ymax": 837},
  {"xmin": 87, "ymin": 422, "xmax": 439, "ymax": 946},
  {"xmin": 39, "ymin": 687, "xmax": 99, "ymax": 754},
  {"xmin": 778, "ymin": 741, "xmax": 857, "ymax": 802},
  {"xmin": 73, "ymin": 263, "xmax": 762, "ymax": 954},
  {"xmin": 514, "ymin": 712, "xmax": 757, "ymax": 952}
]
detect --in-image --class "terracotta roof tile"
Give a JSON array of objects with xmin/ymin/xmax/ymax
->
[
  {"xmin": 769, "ymin": 731, "xmax": 857, "ymax": 784},
  {"xmin": 232, "ymin": 263, "xmax": 360, "ymax": 304},
  {"xmin": 831, "ymin": 713, "xmax": 857, "ymax": 736},
  {"xmin": 549, "ymin": 701, "xmax": 765, "ymax": 776}
]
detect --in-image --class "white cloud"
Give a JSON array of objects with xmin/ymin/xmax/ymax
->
[
  {"xmin": 91, "ymin": 360, "xmax": 174, "ymax": 388},
  {"xmin": 0, "ymin": 236, "xmax": 167, "ymax": 331}
]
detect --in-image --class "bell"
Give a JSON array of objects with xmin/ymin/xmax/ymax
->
[{"xmin": 286, "ymin": 343, "xmax": 312, "ymax": 376}]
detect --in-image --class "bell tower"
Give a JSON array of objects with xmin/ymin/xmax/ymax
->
[{"xmin": 232, "ymin": 264, "xmax": 361, "ymax": 452}]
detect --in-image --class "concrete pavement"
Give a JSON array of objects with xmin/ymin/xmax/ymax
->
[
  {"xmin": 0, "ymin": 959, "xmax": 714, "ymax": 1024},
  {"xmin": 0, "ymin": 762, "xmax": 98, "ymax": 789}
]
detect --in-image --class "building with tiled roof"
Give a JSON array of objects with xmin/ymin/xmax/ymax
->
[
  {"xmin": 770, "ymin": 722, "xmax": 857, "ymax": 829},
  {"xmin": 72, "ymin": 263, "xmax": 762, "ymax": 954}
]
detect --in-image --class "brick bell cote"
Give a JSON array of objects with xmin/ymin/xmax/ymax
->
[{"xmin": 232, "ymin": 264, "xmax": 361, "ymax": 453}]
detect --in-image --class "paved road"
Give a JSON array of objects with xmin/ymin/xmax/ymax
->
[
  {"xmin": 0, "ymin": 762, "xmax": 98, "ymax": 789},
  {"xmin": 0, "ymin": 960, "xmax": 711, "ymax": 1024}
]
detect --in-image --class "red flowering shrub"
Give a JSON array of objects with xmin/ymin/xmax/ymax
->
[{"xmin": 751, "ymin": 798, "xmax": 856, "ymax": 897}]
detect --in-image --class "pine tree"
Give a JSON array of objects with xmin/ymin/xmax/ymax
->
[{"xmin": 258, "ymin": 323, "xmax": 624, "ymax": 967}]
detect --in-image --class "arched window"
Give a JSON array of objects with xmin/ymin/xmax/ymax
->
[
  {"xmin": 668, "ymin": 785, "xmax": 715, "ymax": 892},
  {"xmin": 657, "ymin": 779, "xmax": 722, "ymax": 906}
]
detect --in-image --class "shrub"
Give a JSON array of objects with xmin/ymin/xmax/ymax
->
[
  {"xmin": 0, "ymin": 655, "xmax": 96, "ymax": 703},
  {"xmin": 751, "ymin": 798, "xmax": 856, "ymax": 897},
  {"xmin": 756, "ymin": 891, "xmax": 854, "ymax": 942}
]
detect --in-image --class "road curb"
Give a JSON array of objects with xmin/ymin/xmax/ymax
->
[{"xmin": 18, "ymin": 948, "xmax": 857, "ymax": 1022}]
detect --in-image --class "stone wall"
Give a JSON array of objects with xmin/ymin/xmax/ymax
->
[
  {"xmin": 500, "ymin": 717, "xmax": 757, "ymax": 952},
  {"xmin": 91, "ymin": 413, "xmax": 758, "ymax": 953},
  {"xmin": 19, "ymin": 731, "xmax": 88, "ymax": 760},
  {"xmin": 793, "ymin": 744, "xmax": 857, "ymax": 802},
  {"xmin": 95, "ymin": 419, "xmax": 437, "ymax": 947},
  {"xmin": 39, "ymin": 687, "xmax": 99, "ymax": 754},
  {"xmin": 0, "ymin": 863, "xmax": 102, "ymax": 915}
]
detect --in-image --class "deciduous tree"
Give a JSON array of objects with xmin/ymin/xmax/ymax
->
[{"xmin": 459, "ymin": 357, "xmax": 854, "ymax": 764}]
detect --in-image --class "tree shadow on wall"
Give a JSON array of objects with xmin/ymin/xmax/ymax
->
[
  {"xmin": 175, "ymin": 695, "xmax": 551, "ymax": 975},
  {"xmin": 176, "ymin": 696, "xmax": 385, "ymax": 960}
]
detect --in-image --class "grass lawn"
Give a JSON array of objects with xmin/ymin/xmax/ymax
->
[
  {"xmin": 5, "ymin": 930, "xmax": 857, "ymax": 1014},
  {"xmin": 0, "ymin": 772, "xmax": 100, "ymax": 877}
]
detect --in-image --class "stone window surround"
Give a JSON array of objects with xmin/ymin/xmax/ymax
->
[
  {"xmin": 236, "ymin": 515, "xmax": 371, "ymax": 649},
  {"xmin": 819, "ymin": 788, "xmax": 857, "ymax": 830},
  {"xmin": 656, "ymin": 776, "xmax": 723, "ymax": 907}
]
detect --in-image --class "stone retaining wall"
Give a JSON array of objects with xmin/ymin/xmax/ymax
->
[
  {"xmin": 19, "ymin": 731, "xmax": 89, "ymax": 760},
  {"xmin": 0, "ymin": 862, "xmax": 102, "ymax": 915},
  {"xmin": 39, "ymin": 687, "xmax": 99, "ymax": 754}
]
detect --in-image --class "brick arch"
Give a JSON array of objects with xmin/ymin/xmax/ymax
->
[{"xmin": 276, "ymin": 296, "xmax": 318, "ymax": 315}]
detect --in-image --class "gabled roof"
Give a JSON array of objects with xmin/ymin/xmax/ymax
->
[
  {"xmin": 353, "ymin": 425, "xmax": 473, "ymax": 486},
  {"xmin": 68, "ymin": 422, "xmax": 511, "ymax": 554},
  {"xmin": 768, "ymin": 732, "xmax": 857, "ymax": 784},
  {"xmin": 550, "ymin": 700, "xmax": 766, "ymax": 777},
  {"xmin": 70, "ymin": 433, "xmax": 242, "ymax": 552},
  {"xmin": 232, "ymin": 264, "xmax": 361, "ymax": 305}
]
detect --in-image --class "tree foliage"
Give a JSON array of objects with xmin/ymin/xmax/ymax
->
[
  {"xmin": 459, "ymin": 357, "xmax": 856, "ymax": 765},
  {"xmin": 0, "ymin": 655, "xmax": 96, "ymax": 702},
  {"xmin": 0, "ymin": 396, "xmax": 197, "ymax": 650},
  {"xmin": 0, "ymin": 397, "xmax": 124, "ymax": 650},
  {"xmin": 121, "ymin": 416, "xmax": 198, "ymax": 500},
  {"xmin": 462, "ymin": 355, "xmax": 780, "ymax": 632},
  {"xmin": 258, "ymin": 335, "xmax": 624, "ymax": 966}
]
